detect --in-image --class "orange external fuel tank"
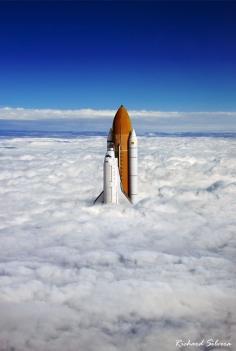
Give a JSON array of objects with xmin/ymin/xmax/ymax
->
[{"xmin": 112, "ymin": 105, "xmax": 132, "ymax": 197}]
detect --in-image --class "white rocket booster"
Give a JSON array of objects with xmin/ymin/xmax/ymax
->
[{"xmin": 129, "ymin": 129, "xmax": 138, "ymax": 204}]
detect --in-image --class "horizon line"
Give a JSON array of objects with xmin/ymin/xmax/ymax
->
[{"xmin": 1, "ymin": 106, "xmax": 236, "ymax": 121}]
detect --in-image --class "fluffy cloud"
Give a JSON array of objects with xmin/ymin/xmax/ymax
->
[{"xmin": 0, "ymin": 136, "xmax": 235, "ymax": 351}]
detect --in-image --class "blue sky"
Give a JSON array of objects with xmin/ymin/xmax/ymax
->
[{"xmin": 0, "ymin": 1, "xmax": 236, "ymax": 111}]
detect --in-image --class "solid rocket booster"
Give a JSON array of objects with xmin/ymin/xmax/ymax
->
[
  {"xmin": 103, "ymin": 148, "xmax": 119, "ymax": 204},
  {"xmin": 129, "ymin": 129, "xmax": 138, "ymax": 204}
]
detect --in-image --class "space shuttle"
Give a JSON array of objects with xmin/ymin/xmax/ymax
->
[{"xmin": 94, "ymin": 105, "xmax": 138, "ymax": 205}]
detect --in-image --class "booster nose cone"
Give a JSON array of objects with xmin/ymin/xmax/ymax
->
[{"xmin": 129, "ymin": 128, "xmax": 137, "ymax": 145}]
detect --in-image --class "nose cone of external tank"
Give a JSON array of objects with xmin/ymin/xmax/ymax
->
[{"xmin": 112, "ymin": 105, "xmax": 132, "ymax": 133}]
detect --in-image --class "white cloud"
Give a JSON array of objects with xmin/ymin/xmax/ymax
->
[
  {"xmin": 0, "ymin": 106, "xmax": 236, "ymax": 120},
  {"xmin": 0, "ymin": 136, "xmax": 235, "ymax": 350}
]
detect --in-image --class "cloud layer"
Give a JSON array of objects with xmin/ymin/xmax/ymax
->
[
  {"xmin": 1, "ymin": 107, "xmax": 236, "ymax": 134},
  {"xmin": 1, "ymin": 106, "xmax": 236, "ymax": 120},
  {"xmin": 0, "ymin": 136, "xmax": 235, "ymax": 351}
]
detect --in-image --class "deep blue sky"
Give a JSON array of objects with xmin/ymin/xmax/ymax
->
[{"xmin": 0, "ymin": 1, "xmax": 236, "ymax": 111}]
